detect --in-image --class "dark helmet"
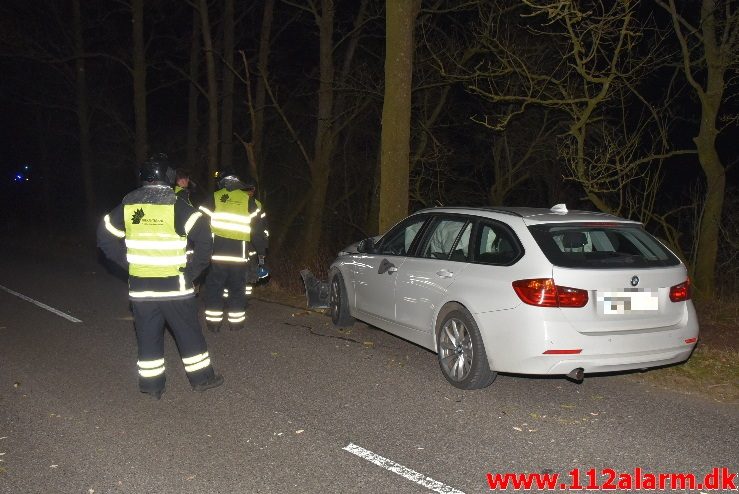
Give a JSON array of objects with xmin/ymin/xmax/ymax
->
[
  {"xmin": 141, "ymin": 153, "xmax": 176, "ymax": 184},
  {"xmin": 241, "ymin": 175, "xmax": 256, "ymax": 191},
  {"xmin": 214, "ymin": 167, "xmax": 255, "ymax": 191}
]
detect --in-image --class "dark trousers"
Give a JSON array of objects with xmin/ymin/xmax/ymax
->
[
  {"xmin": 204, "ymin": 262, "xmax": 248, "ymax": 322},
  {"xmin": 132, "ymin": 298, "xmax": 214, "ymax": 393}
]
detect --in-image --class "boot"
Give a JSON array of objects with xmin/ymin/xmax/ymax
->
[
  {"xmin": 141, "ymin": 388, "xmax": 165, "ymax": 400},
  {"xmin": 192, "ymin": 373, "xmax": 224, "ymax": 392},
  {"xmin": 229, "ymin": 321, "xmax": 245, "ymax": 331},
  {"xmin": 206, "ymin": 321, "xmax": 222, "ymax": 333}
]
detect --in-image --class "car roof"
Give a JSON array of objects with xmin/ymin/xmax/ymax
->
[{"xmin": 413, "ymin": 206, "xmax": 641, "ymax": 225}]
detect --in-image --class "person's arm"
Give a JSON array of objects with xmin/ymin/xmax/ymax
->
[
  {"xmin": 96, "ymin": 205, "xmax": 128, "ymax": 270},
  {"xmin": 177, "ymin": 202, "xmax": 212, "ymax": 282},
  {"xmin": 250, "ymin": 199, "xmax": 269, "ymax": 257}
]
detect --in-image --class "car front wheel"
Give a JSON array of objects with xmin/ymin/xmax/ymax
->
[
  {"xmin": 436, "ymin": 305, "xmax": 496, "ymax": 389},
  {"xmin": 329, "ymin": 270, "xmax": 355, "ymax": 328}
]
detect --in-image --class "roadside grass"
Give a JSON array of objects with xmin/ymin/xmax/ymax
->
[
  {"xmin": 631, "ymin": 344, "xmax": 739, "ymax": 404},
  {"xmin": 633, "ymin": 297, "xmax": 739, "ymax": 404}
]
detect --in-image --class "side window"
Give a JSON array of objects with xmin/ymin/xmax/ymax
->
[
  {"xmin": 420, "ymin": 218, "xmax": 469, "ymax": 260},
  {"xmin": 475, "ymin": 222, "xmax": 520, "ymax": 265},
  {"xmin": 377, "ymin": 216, "xmax": 427, "ymax": 256},
  {"xmin": 451, "ymin": 222, "xmax": 472, "ymax": 261}
]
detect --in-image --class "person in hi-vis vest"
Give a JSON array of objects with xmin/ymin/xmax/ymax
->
[
  {"xmin": 174, "ymin": 168, "xmax": 193, "ymax": 206},
  {"xmin": 97, "ymin": 153, "xmax": 224, "ymax": 400},
  {"xmin": 199, "ymin": 169, "xmax": 269, "ymax": 332}
]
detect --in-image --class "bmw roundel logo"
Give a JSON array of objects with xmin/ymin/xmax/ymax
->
[{"xmin": 630, "ymin": 275, "xmax": 639, "ymax": 287}]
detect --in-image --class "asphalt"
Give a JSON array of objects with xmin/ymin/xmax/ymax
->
[{"xmin": 0, "ymin": 242, "xmax": 737, "ymax": 493}]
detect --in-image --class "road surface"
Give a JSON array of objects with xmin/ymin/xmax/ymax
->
[{"xmin": 1, "ymin": 241, "xmax": 737, "ymax": 493}]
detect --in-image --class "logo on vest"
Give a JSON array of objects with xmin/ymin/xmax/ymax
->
[
  {"xmin": 131, "ymin": 208, "xmax": 145, "ymax": 224},
  {"xmin": 220, "ymin": 193, "xmax": 229, "ymax": 203}
]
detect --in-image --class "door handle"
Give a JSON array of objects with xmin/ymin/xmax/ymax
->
[{"xmin": 436, "ymin": 269, "xmax": 453, "ymax": 278}]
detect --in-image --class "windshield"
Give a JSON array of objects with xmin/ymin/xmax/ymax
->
[{"xmin": 528, "ymin": 223, "xmax": 681, "ymax": 269}]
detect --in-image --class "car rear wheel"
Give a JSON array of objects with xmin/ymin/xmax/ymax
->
[
  {"xmin": 436, "ymin": 305, "xmax": 496, "ymax": 389},
  {"xmin": 329, "ymin": 270, "xmax": 354, "ymax": 328}
]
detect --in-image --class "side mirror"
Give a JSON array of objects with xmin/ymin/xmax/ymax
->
[{"xmin": 357, "ymin": 237, "xmax": 376, "ymax": 254}]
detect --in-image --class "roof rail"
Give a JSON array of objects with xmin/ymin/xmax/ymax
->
[
  {"xmin": 415, "ymin": 206, "xmax": 524, "ymax": 217},
  {"xmin": 478, "ymin": 207, "xmax": 524, "ymax": 217}
]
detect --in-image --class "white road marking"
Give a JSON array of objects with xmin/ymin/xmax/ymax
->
[
  {"xmin": 0, "ymin": 284, "xmax": 82, "ymax": 323},
  {"xmin": 343, "ymin": 443, "xmax": 465, "ymax": 494}
]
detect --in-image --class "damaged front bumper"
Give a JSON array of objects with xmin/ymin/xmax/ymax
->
[{"xmin": 300, "ymin": 269, "xmax": 330, "ymax": 309}]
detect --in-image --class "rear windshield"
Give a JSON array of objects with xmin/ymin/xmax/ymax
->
[{"xmin": 528, "ymin": 223, "xmax": 681, "ymax": 268}]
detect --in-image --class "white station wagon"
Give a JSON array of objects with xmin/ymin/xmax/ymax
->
[{"xmin": 302, "ymin": 205, "xmax": 699, "ymax": 389}]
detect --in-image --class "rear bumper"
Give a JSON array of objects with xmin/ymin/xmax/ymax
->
[
  {"xmin": 474, "ymin": 303, "xmax": 699, "ymax": 375},
  {"xmin": 538, "ymin": 346, "xmax": 694, "ymax": 375}
]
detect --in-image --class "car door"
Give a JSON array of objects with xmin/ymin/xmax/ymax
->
[
  {"xmin": 353, "ymin": 215, "xmax": 429, "ymax": 322},
  {"xmin": 394, "ymin": 216, "xmax": 473, "ymax": 338}
]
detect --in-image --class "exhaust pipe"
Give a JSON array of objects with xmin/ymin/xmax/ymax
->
[{"xmin": 567, "ymin": 368, "xmax": 584, "ymax": 383}]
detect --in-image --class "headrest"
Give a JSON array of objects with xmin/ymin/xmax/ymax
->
[{"xmin": 562, "ymin": 231, "xmax": 587, "ymax": 249}]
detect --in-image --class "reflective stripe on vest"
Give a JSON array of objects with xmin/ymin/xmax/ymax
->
[
  {"xmin": 209, "ymin": 236, "xmax": 250, "ymax": 263},
  {"xmin": 207, "ymin": 190, "xmax": 261, "ymax": 241},
  {"xmin": 123, "ymin": 203, "xmax": 187, "ymax": 278}
]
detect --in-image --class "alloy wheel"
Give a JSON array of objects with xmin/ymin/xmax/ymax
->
[
  {"xmin": 438, "ymin": 317, "xmax": 473, "ymax": 382},
  {"xmin": 330, "ymin": 278, "xmax": 340, "ymax": 322}
]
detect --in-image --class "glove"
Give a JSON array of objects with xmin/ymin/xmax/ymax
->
[{"xmin": 256, "ymin": 256, "xmax": 269, "ymax": 279}]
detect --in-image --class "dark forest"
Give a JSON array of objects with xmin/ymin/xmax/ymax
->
[{"xmin": 0, "ymin": 0, "xmax": 736, "ymax": 299}]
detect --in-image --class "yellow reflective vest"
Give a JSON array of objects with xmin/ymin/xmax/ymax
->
[
  {"xmin": 123, "ymin": 203, "xmax": 187, "ymax": 278},
  {"xmin": 209, "ymin": 189, "xmax": 262, "ymax": 242}
]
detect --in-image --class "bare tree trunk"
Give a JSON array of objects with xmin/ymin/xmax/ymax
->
[
  {"xmin": 72, "ymin": 0, "xmax": 94, "ymax": 220},
  {"xmin": 220, "ymin": 0, "xmax": 235, "ymax": 170},
  {"xmin": 690, "ymin": 0, "xmax": 726, "ymax": 299},
  {"xmin": 199, "ymin": 0, "xmax": 219, "ymax": 187},
  {"xmin": 186, "ymin": 7, "xmax": 201, "ymax": 173},
  {"xmin": 659, "ymin": 0, "xmax": 733, "ymax": 299},
  {"xmin": 379, "ymin": 0, "xmax": 419, "ymax": 232},
  {"xmin": 333, "ymin": 0, "xmax": 369, "ymax": 110},
  {"xmin": 132, "ymin": 0, "xmax": 147, "ymax": 171},
  {"xmin": 253, "ymin": 0, "xmax": 276, "ymax": 187},
  {"xmin": 301, "ymin": 0, "xmax": 335, "ymax": 263},
  {"xmin": 367, "ymin": 152, "xmax": 381, "ymax": 234}
]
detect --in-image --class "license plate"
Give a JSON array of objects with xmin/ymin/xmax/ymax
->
[{"xmin": 597, "ymin": 289, "xmax": 659, "ymax": 315}]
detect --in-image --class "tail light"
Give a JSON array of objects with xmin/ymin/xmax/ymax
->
[
  {"xmin": 512, "ymin": 278, "xmax": 588, "ymax": 308},
  {"xmin": 669, "ymin": 278, "xmax": 691, "ymax": 302}
]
